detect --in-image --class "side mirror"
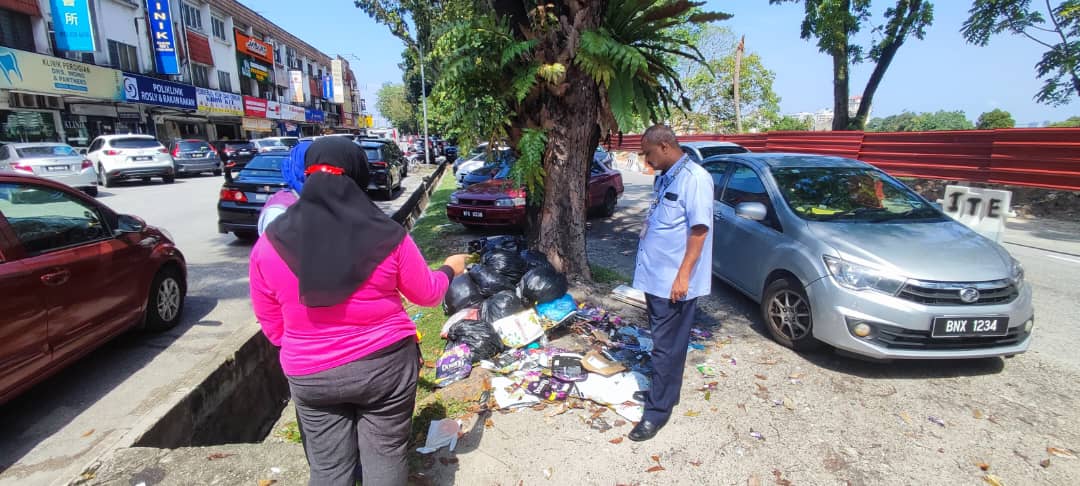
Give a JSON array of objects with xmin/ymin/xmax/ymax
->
[
  {"xmin": 115, "ymin": 214, "xmax": 146, "ymax": 234},
  {"xmin": 735, "ymin": 202, "xmax": 768, "ymax": 221}
]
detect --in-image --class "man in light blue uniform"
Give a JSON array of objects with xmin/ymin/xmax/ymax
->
[{"xmin": 629, "ymin": 125, "xmax": 713, "ymax": 442}]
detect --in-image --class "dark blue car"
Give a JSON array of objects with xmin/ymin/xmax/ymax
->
[{"xmin": 217, "ymin": 154, "xmax": 288, "ymax": 241}]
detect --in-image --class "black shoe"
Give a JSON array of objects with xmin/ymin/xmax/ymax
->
[
  {"xmin": 628, "ymin": 419, "xmax": 665, "ymax": 442},
  {"xmin": 632, "ymin": 391, "xmax": 649, "ymax": 402}
]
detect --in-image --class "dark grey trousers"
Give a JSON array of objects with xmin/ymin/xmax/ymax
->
[{"xmin": 287, "ymin": 337, "xmax": 419, "ymax": 486}]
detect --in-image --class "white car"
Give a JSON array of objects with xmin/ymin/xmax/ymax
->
[
  {"xmin": 252, "ymin": 137, "xmax": 298, "ymax": 153},
  {"xmin": 85, "ymin": 135, "xmax": 175, "ymax": 187},
  {"xmin": 0, "ymin": 142, "xmax": 98, "ymax": 196}
]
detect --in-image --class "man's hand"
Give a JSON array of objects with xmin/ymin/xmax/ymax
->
[{"xmin": 670, "ymin": 271, "xmax": 690, "ymax": 302}]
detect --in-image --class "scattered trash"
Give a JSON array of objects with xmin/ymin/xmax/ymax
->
[
  {"xmin": 491, "ymin": 309, "xmax": 546, "ymax": 348},
  {"xmin": 1040, "ymin": 458, "xmax": 1051, "ymax": 468},
  {"xmin": 983, "ymin": 474, "xmax": 1004, "ymax": 486},
  {"xmin": 613, "ymin": 419, "xmax": 627, "ymax": 427},
  {"xmin": 526, "ymin": 377, "xmax": 574, "ymax": 401},
  {"xmin": 782, "ymin": 397, "xmax": 795, "ymax": 410},
  {"xmin": 491, "ymin": 376, "xmax": 541, "ymax": 409},
  {"xmin": 587, "ymin": 416, "xmax": 612, "ymax": 432},
  {"xmin": 928, "ymin": 416, "xmax": 946, "ymax": 427},
  {"xmin": 519, "ymin": 266, "xmax": 569, "ymax": 304},
  {"xmin": 581, "ymin": 350, "xmax": 626, "ymax": 376},
  {"xmin": 689, "ymin": 460, "xmax": 703, "ymax": 467},
  {"xmin": 730, "ymin": 358, "xmax": 737, "ymax": 366},
  {"xmin": 754, "ymin": 374, "xmax": 767, "ymax": 380},
  {"xmin": 482, "ymin": 249, "xmax": 528, "ymax": 282},
  {"xmin": 470, "ymin": 264, "xmax": 518, "ymax": 297},
  {"xmin": 684, "ymin": 410, "xmax": 700, "ymax": 417},
  {"xmin": 772, "ymin": 469, "xmax": 792, "ymax": 486},
  {"xmin": 977, "ymin": 462, "xmax": 990, "ymax": 471},
  {"xmin": 434, "ymin": 343, "xmax": 472, "ymax": 387},
  {"xmin": 610, "ymin": 285, "xmax": 646, "ymax": 308},
  {"xmin": 81, "ymin": 429, "xmax": 95, "ymax": 438},
  {"xmin": 898, "ymin": 412, "xmax": 913, "ymax": 425},
  {"xmin": 973, "ymin": 409, "xmax": 986, "ymax": 419},
  {"xmin": 257, "ymin": 480, "xmax": 276, "ymax": 486},
  {"xmin": 481, "ymin": 290, "xmax": 527, "ymax": 323},
  {"xmin": 416, "ymin": 419, "xmax": 461, "ymax": 454},
  {"xmin": 696, "ymin": 364, "xmax": 719, "ymax": 377},
  {"xmin": 610, "ymin": 437, "xmax": 624, "ymax": 444},
  {"xmin": 536, "ymin": 293, "xmax": 578, "ymax": 322},
  {"xmin": 750, "ymin": 430, "xmax": 765, "ymax": 441},
  {"xmin": 1047, "ymin": 447, "xmax": 1077, "ymax": 459},
  {"xmin": 551, "ymin": 354, "xmax": 587, "ymax": 382},
  {"xmin": 484, "ymin": 418, "xmax": 494, "ymax": 428},
  {"xmin": 446, "ymin": 319, "xmax": 504, "ymax": 361},
  {"xmin": 646, "ymin": 455, "xmax": 665, "ymax": 473},
  {"xmin": 757, "ymin": 358, "xmax": 780, "ymax": 365},
  {"xmin": 270, "ymin": 467, "xmax": 281, "ymax": 475},
  {"xmin": 444, "ymin": 274, "xmax": 484, "ymax": 315},
  {"xmin": 441, "ymin": 307, "xmax": 480, "ymax": 337},
  {"xmin": 543, "ymin": 467, "xmax": 553, "ymax": 480},
  {"xmin": 206, "ymin": 452, "xmax": 235, "ymax": 460}
]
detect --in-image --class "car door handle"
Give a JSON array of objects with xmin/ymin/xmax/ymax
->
[{"xmin": 40, "ymin": 269, "xmax": 71, "ymax": 286}]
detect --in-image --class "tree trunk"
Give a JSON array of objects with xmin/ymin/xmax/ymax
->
[
  {"xmin": 535, "ymin": 61, "xmax": 599, "ymax": 280},
  {"xmin": 734, "ymin": 36, "xmax": 744, "ymax": 133},
  {"xmin": 831, "ymin": 49, "xmax": 850, "ymax": 131}
]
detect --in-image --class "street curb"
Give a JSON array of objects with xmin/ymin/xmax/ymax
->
[{"xmin": 393, "ymin": 161, "xmax": 448, "ymax": 231}]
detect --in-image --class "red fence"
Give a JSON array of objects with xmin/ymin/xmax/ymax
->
[{"xmin": 611, "ymin": 129, "xmax": 1080, "ymax": 191}]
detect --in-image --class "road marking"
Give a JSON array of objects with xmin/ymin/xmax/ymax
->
[{"xmin": 1043, "ymin": 253, "xmax": 1080, "ymax": 265}]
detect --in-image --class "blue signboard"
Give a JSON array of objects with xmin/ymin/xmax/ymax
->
[
  {"xmin": 305, "ymin": 109, "xmax": 325, "ymax": 123},
  {"xmin": 322, "ymin": 75, "xmax": 333, "ymax": 101},
  {"xmin": 145, "ymin": 0, "xmax": 180, "ymax": 75},
  {"xmin": 49, "ymin": 0, "xmax": 96, "ymax": 52},
  {"xmin": 122, "ymin": 72, "xmax": 197, "ymax": 109}
]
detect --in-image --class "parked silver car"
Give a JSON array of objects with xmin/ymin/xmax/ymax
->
[
  {"xmin": 703, "ymin": 153, "xmax": 1032, "ymax": 360},
  {"xmin": 167, "ymin": 139, "xmax": 222, "ymax": 176},
  {"xmin": 0, "ymin": 142, "xmax": 97, "ymax": 196},
  {"xmin": 681, "ymin": 141, "xmax": 749, "ymax": 163}
]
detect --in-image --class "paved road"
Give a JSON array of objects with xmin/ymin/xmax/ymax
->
[{"xmin": 0, "ymin": 169, "xmax": 429, "ymax": 486}]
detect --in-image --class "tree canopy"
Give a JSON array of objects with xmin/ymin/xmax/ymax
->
[
  {"xmin": 375, "ymin": 83, "xmax": 418, "ymax": 134},
  {"xmin": 976, "ymin": 109, "xmax": 1016, "ymax": 129},
  {"xmin": 963, "ymin": 0, "xmax": 1080, "ymax": 106},
  {"xmin": 770, "ymin": 0, "xmax": 934, "ymax": 130},
  {"xmin": 866, "ymin": 110, "xmax": 974, "ymax": 131}
]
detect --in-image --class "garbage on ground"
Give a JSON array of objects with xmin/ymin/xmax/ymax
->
[
  {"xmin": 416, "ymin": 419, "xmax": 461, "ymax": 454},
  {"xmin": 610, "ymin": 285, "xmax": 646, "ymax": 309},
  {"xmin": 432, "ymin": 236, "xmax": 720, "ymax": 433}
]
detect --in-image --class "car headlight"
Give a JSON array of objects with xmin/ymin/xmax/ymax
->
[
  {"xmin": 823, "ymin": 255, "xmax": 906, "ymax": 295},
  {"xmin": 449, "ymin": 195, "xmax": 459, "ymax": 205},
  {"xmin": 1010, "ymin": 257, "xmax": 1025, "ymax": 288},
  {"xmin": 495, "ymin": 197, "xmax": 526, "ymax": 207}
]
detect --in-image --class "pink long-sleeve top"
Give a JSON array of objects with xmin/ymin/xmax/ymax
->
[{"xmin": 249, "ymin": 234, "xmax": 451, "ymax": 376}]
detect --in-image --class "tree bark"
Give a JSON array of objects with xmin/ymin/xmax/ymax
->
[{"xmin": 831, "ymin": 48, "xmax": 850, "ymax": 131}]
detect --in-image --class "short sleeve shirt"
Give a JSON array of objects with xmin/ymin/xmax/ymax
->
[{"xmin": 632, "ymin": 156, "xmax": 714, "ymax": 300}]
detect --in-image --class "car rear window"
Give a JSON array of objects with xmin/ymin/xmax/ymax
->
[
  {"xmin": 225, "ymin": 142, "xmax": 254, "ymax": 149},
  {"xmin": 239, "ymin": 155, "xmax": 286, "ymax": 176},
  {"xmin": 15, "ymin": 145, "xmax": 79, "ymax": 158},
  {"xmin": 255, "ymin": 139, "xmax": 285, "ymax": 148},
  {"xmin": 280, "ymin": 138, "xmax": 299, "ymax": 147},
  {"xmin": 178, "ymin": 141, "xmax": 211, "ymax": 151},
  {"xmin": 111, "ymin": 138, "xmax": 161, "ymax": 149},
  {"xmin": 699, "ymin": 146, "xmax": 749, "ymax": 158}
]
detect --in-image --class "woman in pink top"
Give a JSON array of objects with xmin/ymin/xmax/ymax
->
[{"xmin": 250, "ymin": 137, "xmax": 466, "ymax": 486}]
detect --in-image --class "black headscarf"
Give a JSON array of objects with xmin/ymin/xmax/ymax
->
[{"xmin": 266, "ymin": 137, "xmax": 406, "ymax": 307}]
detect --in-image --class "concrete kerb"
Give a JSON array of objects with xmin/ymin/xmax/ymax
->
[{"xmin": 68, "ymin": 173, "xmax": 443, "ymax": 486}]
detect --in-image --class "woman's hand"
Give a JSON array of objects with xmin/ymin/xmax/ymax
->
[{"xmin": 443, "ymin": 254, "xmax": 469, "ymax": 276}]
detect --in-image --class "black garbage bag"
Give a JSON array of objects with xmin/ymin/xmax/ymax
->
[
  {"xmin": 444, "ymin": 274, "xmax": 484, "ymax": 315},
  {"xmin": 447, "ymin": 319, "xmax": 505, "ymax": 360},
  {"xmin": 480, "ymin": 290, "xmax": 526, "ymax": 323},
  {"xmin": 469, "ymin": 264, "xmax": 517, "ymax": 297},
  {"xmin": 520, "ymin": 250, "xmax": 555, "ymax": 272},
  {"xmin": 483, "ymin": 235, "xmax": 525, "ymax": 254},
  {"xmin": 519, "ymin": 266, "xmax": 569, "ymax": 304},
  {"xmin": 481, "ymin": 249, "xmax": 528, "ymax": 282}
]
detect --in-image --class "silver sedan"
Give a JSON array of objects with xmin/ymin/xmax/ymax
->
[
  {"xmin": 0, "ymin": 142, "xmax": 97, "ymax": 196},
  {"xmin": 703, "ymin": 153, "xmax": 1032, "ymax": 360}
]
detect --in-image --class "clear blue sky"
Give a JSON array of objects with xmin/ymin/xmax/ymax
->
[{"xmin": 248, "ymin": 1, "xmax": 1077, "ymax": 127}]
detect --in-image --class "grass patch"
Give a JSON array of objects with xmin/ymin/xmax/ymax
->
[
  {"xmin": 590, "ymin": 264, "xmax": 630, "ymax": 284},
  {"xmin": 410, "ymin": 172, "xmax": 465, "ymax": 264},
  {"xmin": 275, "ymin": 420, "xmax": 302, "ymax": 444}
]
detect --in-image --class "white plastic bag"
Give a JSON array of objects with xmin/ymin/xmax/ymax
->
[
  {"xmin": 575, "ymin": 371, "xmax": 649, "ymax": 422},
  {"xmin": 416, "ymin": 419, "xmax": 461, "ymax": 454}
]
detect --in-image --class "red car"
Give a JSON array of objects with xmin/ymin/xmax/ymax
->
[
  {"xmin": 0, "ymin": 173, "xmax": 187, "ymax": 404},
  {"xmin": 447, "ymin": 153, "xmax": 624, "ymax": 228}
]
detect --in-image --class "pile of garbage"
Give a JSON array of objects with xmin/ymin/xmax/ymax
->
[{"xmin": 429, "ymin": 236, "xmax": 715, "ymax": 443}]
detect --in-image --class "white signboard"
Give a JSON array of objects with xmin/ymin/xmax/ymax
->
[
  {"xmin": 331, "ymin": 59, "xmax": 345, "ymax": 104},
  {"xmin": 281, "ymin": 103, "xmax": 306, "ymax": 122},
  {"xmin": 196, "ymin": 88, "xmax": 243, "ymax": 116},
  {"xmin": 289, "ymin": 70, "xmax": 304, "ymax": 104},
  {"xmin": 266, "ymin": 100, "xmax": 281, "ymax": 119},
  {"xmin": 941, "ymin": 185, "xmax": 1012, "ymax": 243}
]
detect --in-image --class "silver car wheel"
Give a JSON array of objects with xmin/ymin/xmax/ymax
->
[
  {"xmin": 768, "ymin": 290, "xmax": 811, "ymax": 340},
  {"xmin": 157, "ymin": 277, "xmax": 182, "ymax": 322}
]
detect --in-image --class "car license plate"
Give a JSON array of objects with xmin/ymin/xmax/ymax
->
[
  {"xmin": 464, "ymin": 210, "xmax": 484, "ymax": 218},
  {"xmin": 931, "ymin": 316, "xmax": 1009, "ymax": 338},
  {"xmin": 46, "ymin": 165, "xmax": 69, "ymax": 172},
  {"xmin": 252, "ymin": 193, "xmax": 268, "ymax": 202},
  {"xmin": 134, "ymin": 156, "xmax": 153, "ymax": 161}
]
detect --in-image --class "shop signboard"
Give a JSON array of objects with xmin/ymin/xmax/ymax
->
[
  {"xmin": 122, "ymin": 72, "xmax": 196, "ymax": 110},
  {"xmin": 331, "ymin": 59, "xmax": 345, "ymax": 104},
  {"xmin": 235, "ymin": 30, "xmax": 274, "ymax": 65},
  {"xmin": 289, "ymin": 70, "xmax": 304, "ymax": 103},
  {"xmin": 305, "ymin": 109, "xmax": 325, "ymax": 123},
  {"xmin": 321, "ymin": 74, "xmax": 333, "ymax": 101},
  {"xmin": 0, "ymin": 46, "xmax": 122, "ymax": 100},
  {"xmin": 243, "ymin": 96, "xmax": 267, "ymax": 118},
  {"xmin": 196, "ymin": 88, "xmax": 243, "ymax": 116},
  {"xmin": 266, "ymin": 100, "xmax": 282, "ymax": 119},
  {"xmin": 281, "ymin": 103, "xmax": 305, "ymax": 122},
  {"xmin": 242, "ymin": 117, "xmax": 273, "ymax": 132},
  {"xmin": 145, "ymin": 0, "xmax": 180, "ymax": 74},
  {"xmin": 49, "ymin": 0, "xmax": 96, "ymax": 52}
]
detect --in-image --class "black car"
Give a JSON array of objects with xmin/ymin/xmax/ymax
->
[
  {"xmin": 360, "ymin": 141, "xmax": 403, "ymax": 200},
  {"xmin": 212, "ymin": 140, "xmax": 257, "ymax": 170},
  {"xmin": 358, "ymin": 138, "xmax": 409, "ymax": 178},
  {"xmin": 168, "ymin": 139, "xmax": 222, "ymax": 176},
  {"xmin": 217, "ymin": 154, "xmax": 288, "ymax": 241}
]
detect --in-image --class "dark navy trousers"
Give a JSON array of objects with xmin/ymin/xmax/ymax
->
[{"xmin": 643, "ymin": 293, "xmax": 698, "ymax": 423}]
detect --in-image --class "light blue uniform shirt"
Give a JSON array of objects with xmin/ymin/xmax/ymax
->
[{"xmin": 633, "ymin": 155, "xmax": 714, "ymax": 301}]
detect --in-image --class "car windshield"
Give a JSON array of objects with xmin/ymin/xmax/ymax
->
[
  {"xmin": 111, "ymin": 138, "xmax": 160, "ymax": 149},
  {"xmin": 178, "ymin": 141, "xmax": 211, "ymax": 151},
  {"xmin": 238, "ymin": 156, "xmax": 286, "ymax": 177},
  {"xmin": 698, "ymin": 146, "xmax": 747, "ymax": 158},
  {"xmin": 771, "ymin": 167, "xmax": 946, "ymax": 222},
  {"xmin": 16, "ymin": 145, "xmax": 78, "ymax": 158}
]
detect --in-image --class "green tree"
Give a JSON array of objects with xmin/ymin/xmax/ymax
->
[
  {"xmin": 770, "ymin": 0, "xmax": 934, "ymax": 130},
  {"xmin": 772, "ymin": 115, "xmax": 814, "ymax": 131},
  {"xmin": 963, "ymin": 1, "xmax": 1080, "ymax": 106},
  {"xmin": 1049, "ymin": 116, "xmax": 1080, "ymax": 126},
  {"xmin": 976, "ymin": 108, "xmax": 1016, "ymax": 129},
  {"xmin": 375, "ymin": 83, "xmax": 418, "ymax": 133},
  {"xmin": 357, "ymin": 0, "xmax": 728, "ymax": 279},
  {"xmin": 671, "ymin": 26, "xmax": 781, "ymax": 133},
  {"xmin": 865, "ymin": 110, "xmax": 973, "ymax": 131}
]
